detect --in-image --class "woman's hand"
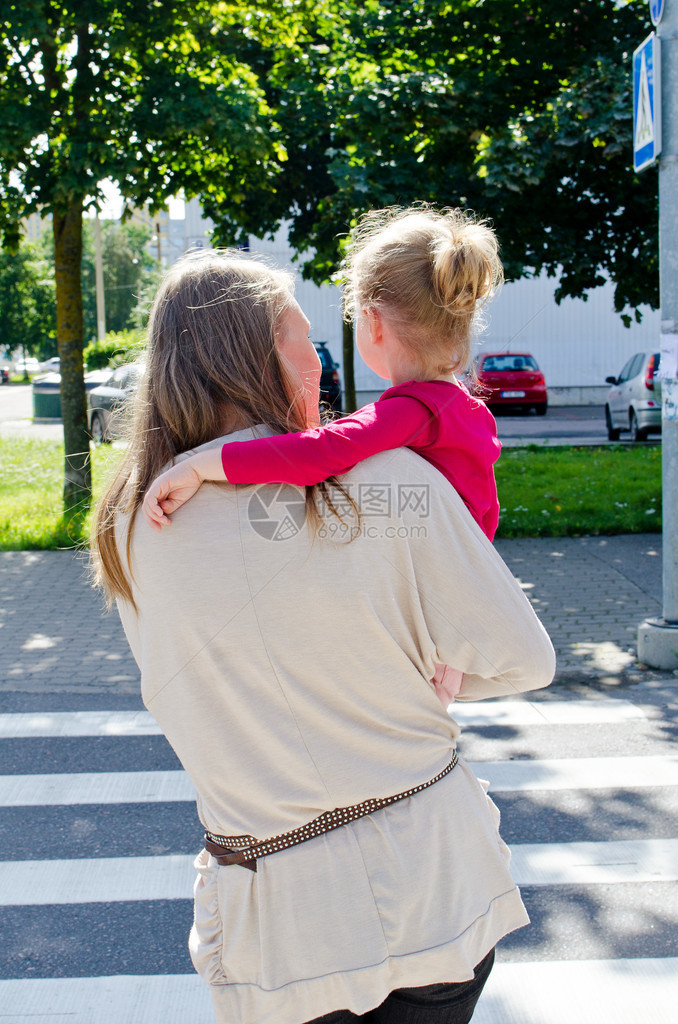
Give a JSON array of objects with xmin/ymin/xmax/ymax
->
[{"xmin": 142, "ymin": 449, "xmax": 225, "ymax": 531}]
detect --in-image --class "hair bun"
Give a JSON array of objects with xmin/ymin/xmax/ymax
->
[{"xmin": 433, "ymin": 217, "xmax": 502, "ymax": 315}]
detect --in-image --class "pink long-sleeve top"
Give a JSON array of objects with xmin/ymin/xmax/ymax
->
[{"xmin": 221, "ymin": 378, "xmax": 501, "ymax": 540}]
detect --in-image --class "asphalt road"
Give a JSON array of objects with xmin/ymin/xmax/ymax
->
[
  {"xmin": 0, "ymin": 383, "xmax": 646, "ymax": 447},
  {"xmin": 0, "ymin": 684, "xmax": 675, "ymax": 1022},
  {"xmin": 493, "ymin": 404, "xmax": 647, "ymax": 447}
]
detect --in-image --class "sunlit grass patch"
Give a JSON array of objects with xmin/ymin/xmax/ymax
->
[
  {"xmin": 0, "ymin": 437, "xmax": 663, "ymax": 548},
  {"xmin": 0, "ymin": 437, "xmax": 124, "ymax": 549},
  {"xmin": 495, "ymin": 444, "xmax": 661, "ymax": 538}
]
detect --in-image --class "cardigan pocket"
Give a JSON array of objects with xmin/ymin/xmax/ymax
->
[{"xmin": 189, "ymin": 848, "xmax": 261, "ymax": 986}]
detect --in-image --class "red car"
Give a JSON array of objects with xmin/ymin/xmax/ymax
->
[{"xmin": 474, "ymin": 352, "xmax": 548, "ymax": 415}]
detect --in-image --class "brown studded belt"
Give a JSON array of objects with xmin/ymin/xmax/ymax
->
[{"xmin": 204, "ymin": 751, "xmax": 458, "ymax": 872}]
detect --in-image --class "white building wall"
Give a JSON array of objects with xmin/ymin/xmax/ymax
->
[
  {"xmin": 480, "ymin": 272, "xmax": 661, "ymax": 404},
  {"xmin": 182, "ymin": 197, "xmax": 214, "ymax": 252},
  {"xmin": 183, "ymin": 216, "xmax": 662, "ymax": 407}
]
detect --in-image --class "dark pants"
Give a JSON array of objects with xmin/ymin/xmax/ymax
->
[{"xmin": 304, "ymin": 948, "xmax": 495, "ymax": 1024}]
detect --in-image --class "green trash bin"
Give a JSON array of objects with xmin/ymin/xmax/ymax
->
[{"xmin": 32, "ymin": 373, "xmax": 62, "ymax": 419}]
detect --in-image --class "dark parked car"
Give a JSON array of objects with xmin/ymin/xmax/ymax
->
[
  {"xmin": 88, "ymin": 363, "xmax": 144, "ymax": 442},
  {"xmin": 474, "ymin": 352, "xmax": 548, "ymax": 415},
  {"xmin": 314, "ymin": 341, "xmax": 342, "ymax": 411},
  {"xmin": 605, "ymin": 351, "xmax": 662, "ymax": 442},
  {"xmin": 0, "ymin": 366, "xmax": 8, "ymax": 384}
]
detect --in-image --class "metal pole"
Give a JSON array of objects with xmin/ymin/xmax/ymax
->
[
  {"xmin": 94, "ymin": 214, "xmax": 106, "ymax": 341},
  {"xmin": 638, "ymin": 0, "xmax": 678, "ymax": 669}
]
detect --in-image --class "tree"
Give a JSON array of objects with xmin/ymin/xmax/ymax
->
[
  {"xmin": 0, "ymin": 1, "xmax": 288, "ymax": 515},
  {"xmin": 80, "ymin": 219, "xmax": 155, "ymax": 339},
  {"xmin": 0, "ymin": 240, "xmax": 56, "ymax": 366},
  {"xmin": 207, "ymin": 1, "xmax": 654, "ymax": 308},
  {"xmin": 200, "ymin": 1, "xmax": 655, "ymax": 407},
  {"xmin": 2, "ymin": 1, "xmax": 656, "ymax": 453}
]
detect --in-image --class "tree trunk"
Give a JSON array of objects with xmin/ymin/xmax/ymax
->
[
  {"xmin": 53, "ymin": 201, "xmax": 91, "ymax": 514},
  {"xmin": 342, "ymin": 317, "xmax": 356, "ymax": 413}
]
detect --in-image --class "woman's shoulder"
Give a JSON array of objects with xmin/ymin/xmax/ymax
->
[
  {"xmin": 190, "ymin": 425, "xmax": 276, "ymax": 458},
  {"xmin": 341, "ymin": 446, "xmax": 470, "ymax": 520}
]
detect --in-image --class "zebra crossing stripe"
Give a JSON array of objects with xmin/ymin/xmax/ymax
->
[
  {"xmin": 0, "ymin": 973, "xmax": 212, "ymax": 1023},
  {"xmin": 475, "ymin": 755, "xmax": 678, "ymax": 791},
  {"xmin": 0, "ymin": 958, "xmax": 676, "ymax": 1024},
  {"xmin": 0, "ymin": 699, "xmax": 647, "ymax": 737},
  {"xmin": 450, "ymin": 698, "xmax": 646, "ymax": 726},
  {"xmin": 508, "ymin": 837, "xmax": 678, "ymax": 886},
  {"xmin": 2, "ymin": 838, "xmax": 677, "ymax": 905},
  {"xmin": 0, "ymin": 769, "xmax": 195, "ymax": 806},
  {"xmin": 2, "ymin": 754, "xmax": 677, "ymax": 807},
  {"xmin": 0, "ymin": 710, "xmax": 161, "ymax": 738},
  {"xmin": 475, "ymin": 956, "xmax": 678, "ymax": 1024},
  {"xmin": 0, "ymin": 853, "xmax": 195, "ymax": 905}
]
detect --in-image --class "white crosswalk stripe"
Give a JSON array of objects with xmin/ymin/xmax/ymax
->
[
  {"xmin": 0, "ymin": 974, "xmax": 214, "ymax": 1023},
  {"xmin": 0, "ymin": 769, "xmax": 196, "ymax": 806},
  {"xmin": 474, "ymin": 754, "xmax": 678, "ymax": 791},
  {"xmin": 0, "ymin": 693, "xmax": 675, "ymax": 1024},
  {"xmin": 3, "ymin": 753, "xmax": 677, "ymax": 807},
  {"xmin": 0, "ymin": 709, "xmax": 163, "ymax": 738},
  {"xmin": 3, "ymin": 837, "xmax": 677, "ymax": 906},
  {"xmin": 0, "ymin": 959, "xmax": 676, "ymax": 1024},
  {"xmin": 475, "ymin": 958, "xmax": 678, "ymax": 1024},
  {"xmin": 0, "ymin": 698, "xmax": 648, "ymax": 737}
]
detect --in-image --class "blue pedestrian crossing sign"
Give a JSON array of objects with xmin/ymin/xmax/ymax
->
[
  {"xmin": 649, "ymin": 0, "xmax": 665, "ymax": 27},
  {"xmin": 633, "ymin": 34, "xmax": 661, "ymax": 172}
]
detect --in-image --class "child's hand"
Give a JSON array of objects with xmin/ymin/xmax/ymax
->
[
  {"xmin": 142, "ymin": 461, "xmax": 205, "ymax": 531},
  {"xmin": 142, "ymin": 448, "xmax": 227, "ymax": 530}
]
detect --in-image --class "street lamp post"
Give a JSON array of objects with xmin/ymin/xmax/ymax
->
[{"xmin": 638, "ymin": 0, "xmax": 678, "ymax": 670}]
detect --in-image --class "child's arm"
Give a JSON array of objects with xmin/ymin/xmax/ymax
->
[
  {"xmin": 142, "ymin": 397, "xmax": 436, "ymax": 531},
  {"xmin": 219, "ymin": 398, "xmax": 436, "ymax": 486}
]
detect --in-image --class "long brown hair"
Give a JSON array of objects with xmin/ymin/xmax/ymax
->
[{"xmin": 91, "ymin": 249, "xmax": 317, "ymax": 607}]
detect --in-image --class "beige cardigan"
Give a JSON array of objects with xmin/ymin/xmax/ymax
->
[{"xmin": 117, "ymin": 429, "xmax": 555, "ymax": 1024}]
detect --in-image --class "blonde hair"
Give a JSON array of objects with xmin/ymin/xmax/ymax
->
[
  {"xmin": 91, "ymin": 249, "xmax": 315, "ymax": 606},
  {"xmin": 342, "ymin": 205, "xmax": 503, "ymax": 376}
]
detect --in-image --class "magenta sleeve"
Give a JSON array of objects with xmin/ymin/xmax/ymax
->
[{"xmin": 220, "ymin": 399, "xmax": 436, "ymax": 486}]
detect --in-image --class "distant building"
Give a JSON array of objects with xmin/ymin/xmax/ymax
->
[
  {"xmin": 24, "ymin": 200, "xmax": 662, "ymax": 406},
  {"xmin": 22, "ymin": 211, "xmax": 51, "ymax": 243},
  {"xmin": 183, "ymin": 197, "xmax": 213, "ymax": 252},
  {"xmin": 129, "ymin": 205, "xmax": 173, "ymax": 268}
]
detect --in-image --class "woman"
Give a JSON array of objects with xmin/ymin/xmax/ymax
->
[{"xmin": 92, "ymin": 249, "xmax": 555, "ymax": 1024}]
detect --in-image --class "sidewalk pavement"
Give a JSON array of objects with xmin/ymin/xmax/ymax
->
[{"xmin": 0, "ymin": 535, "xmax": 673, "ymax": 697}]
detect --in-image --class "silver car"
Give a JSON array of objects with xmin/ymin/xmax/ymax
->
[
  {"xmin": 88, "ymin": 363, "xmax": 144, "ymax": 442},
  {"xmin": 605, "ymin": 351, "xmax": 662, "ymax": 442}
]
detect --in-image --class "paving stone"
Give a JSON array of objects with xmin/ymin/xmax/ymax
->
[{"xmin": 0, "ymin": 535, "xmax": 674, "ymax": 695}]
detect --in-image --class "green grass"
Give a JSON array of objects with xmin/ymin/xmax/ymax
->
[
  {"xmin": 0, "ymin": 437, "xmax": 663, "ymax": 549},
  {"xmin": 0, "ymin": 437, "xmax": 124, "ymax": 549},
  {"xmin": 495, "ymin": 444, "xmax": 662, "ymax": 538}
]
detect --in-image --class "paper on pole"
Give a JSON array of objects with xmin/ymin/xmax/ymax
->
[{"xmin": 657, "ymin": 334, "xmax": 678, "ymax": 380}]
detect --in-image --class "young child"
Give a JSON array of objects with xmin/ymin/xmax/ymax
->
[{"xmin": 142, "ymin": 206, "xmax": 503, "ymax": 705}]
